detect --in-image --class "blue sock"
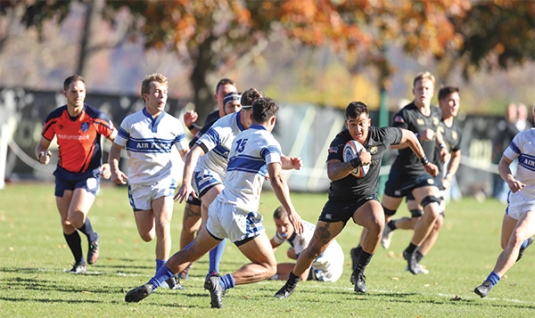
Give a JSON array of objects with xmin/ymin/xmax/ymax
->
[
  {"xmin": 218, "ymin": 273, "xmax": 235, "ymax": 290},
  {"xmin": 156, "ymin": 259, "xmax": 166, "ymax": 274},
  {"xmin": 486, "ymin": 271, "xmax": 500, "ymax": 287},
  {"xmin": 208, "ymin": 240, "xmax": 227, "ymax": 274},
  {"xmin": 148, "ymin": 265, "xmax": 175, "ymax": 288},
  {"xmin": 521, "ymin": 238, "xmax": 530, "ymax": 249}
]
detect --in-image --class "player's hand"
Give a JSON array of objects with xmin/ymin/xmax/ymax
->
[
  {"xmin": 289, "ymin": 157, "xmax": 303, "ymax": 170},
  {"xmin": 507, "ymin": 179, "xmax": 525, "ymax": 193},
  {"xmin": 183, "ymin": 111, "xmax": 198, "ymax": 127},
  {"xmin": 37, "ymin": 151, "xmax": 52, "ymax": 165},
  {"xmin": 420, "ymin": 128, "xmax": 435, "ymax": 141},
  {"xmin": 111, "ymin": 170, "xmax": 128, "ymax": 185},
  {"xmin": 174, "ymin": 182, "xmax": 197, "ymax": 203},
  {"xmin": 287, "ymin": 211, "xmax": 304, "ymax": 235},
  {"xmin": 424, "ymin": 162, "xmax": 439, "ymax": 177},
  {"xmin": 442, "ymin": 178, "xmax": 451, "ymax": 190},
  {"xmin": 359, "ymin": 150, "xmax": 372, "ymax": 165},
  {"xmin": 100, "ymin": 163, "xmax": 111, "ymax": 179}
]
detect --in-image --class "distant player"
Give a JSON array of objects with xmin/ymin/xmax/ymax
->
[
  {"xmin": 274, "ymin": 101, "xmax": 437, "ymax": 299},
  {"xmin": 124, "ymin": 97, "xmax": 304, "ymax": 309},
  {"xmin": 380, "ymin": 86, "xmax": 462, "ymax": 273},
  {"xmin": 35, "ymin": 74, "xmax": 117, "ymax": 273},
  {"xmin": 270, "ymin": 206, "xmax": 344, "ymax": 282},
  {"xmin": 178, "ymin": 78, "xmax": 237, "ymax": 279},
  {"xmin": 108, "ymin": 73, "xmax": 189, "ymax": 289},
  {"xmin": 474, "ymin": 104, "xmax": 535, "ymax": 298}
]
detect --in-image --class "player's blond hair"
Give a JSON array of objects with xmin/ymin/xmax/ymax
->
[
  {"xmin": 141, "ymin": 73, "xmax": 168, "ymax": 96},
  {"xmin": 413, "ymin": 72, "xmax": 435, "ymax": 88}
]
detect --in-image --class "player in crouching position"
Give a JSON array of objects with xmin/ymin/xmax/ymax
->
[
  {"xmin": 270, "ymin": 206, "xmax": 344, "ymax": 282},
  {"xmin": 474, "ymin": 105, "xmax": 535, "ymax": 298},
  {"xmin": 124, "ymin": 97, "xmax": 304, "ymax": 308},
  {"xmin": 274, "ymin": 101, "xmax": 437, "ymax": 298}
]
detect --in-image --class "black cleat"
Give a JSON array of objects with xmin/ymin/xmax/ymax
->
[
  {"xmin": 517, "ymin": 236, "xmax": 534, "ymax": 262},
  {"xmin": 352, "ymin": 271, "xmax": 367, "ymax": 293},
  {"xmin": 403, "ymin": 250, "xmax": 422, "ymax": 275},
  {"xmin": 166, "ymin": 274, "xmax": 185, "ymax": 290},
  {"xmin": 125, "ymin": 283, "xmax": 154, "ymax": 303},
  {"xmin": 274, "ymin": 279, "xmax": 299, "ymax": 299},
  {"xmin": 204, "ymin": 271, "xmax": 224, "ymax": 308},
  {"xmin": 87, "ymin": 233, "xmax": 100, "ymax": 265},
  {"xmin": 474, "ymin": 281, "xmax": 492, "ymax": 298},
  {"xmin": 68, "ymin": 262, "xmax": 87, "ymax": 274}
]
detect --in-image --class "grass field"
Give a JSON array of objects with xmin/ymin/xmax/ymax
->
[{"xmin": 1, "ymin": 182, "xmax": 534, "ymax": 317}]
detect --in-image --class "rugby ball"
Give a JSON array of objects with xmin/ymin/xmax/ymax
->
[{"xmin": 343, "ymin": 140, "xmax": 369, "ymax": 178}]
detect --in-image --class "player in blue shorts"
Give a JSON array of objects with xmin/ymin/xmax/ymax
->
[
  {"xmin": 379, "ymin": 86, "xmax": 463, "ymax": 274},
  {"xmin": 274, "ymin": 101, "xmax": 437, "ymax": 298},
  {"xmin": 474, "ymin": 104, "xmax": 535, "ymax": 298},
  {"xmin": 35, "ymin": 75, "xmax": 117, "ymax": 273},
  {"xmin": 178, "ymin": 78, "xmax": 237, "ymax": 279},
  {"xmin": 109, "ymin": 73, "xmax": 189, "ymax": 290},
  {"xmin": 124, "ymin": 97, "xmax": 304, "ymax": 308}
]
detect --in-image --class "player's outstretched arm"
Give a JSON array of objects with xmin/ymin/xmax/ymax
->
[
  {"xmin": 108, "ymin": 143, "xmax": 128, "ymax": 185},
  {"xmin": 35, "ymin": 137, "xmax": 52, "ymax": 165},
  {"xmin": 174, "ymin": 144, "xmax": 205, "ymax": 202},
  {"xmin": 281, "ymin": 155, "xmax": 303, "ymax": 170},
  {"xmin": 268, "ymin": 162, "xmax": 303, "ymax": 235},
  {"xmin": 499, "ymin": 155, "xmax": 525, "ymax": 193}
]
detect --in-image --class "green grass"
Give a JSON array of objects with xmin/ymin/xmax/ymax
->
[{"xmin": 0, "ymin": 183, "xmax": 534, "ymax": 317}]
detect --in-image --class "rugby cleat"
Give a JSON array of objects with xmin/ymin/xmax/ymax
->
[
  {"xmin": 68, "ymin": 262, "xmax": 87, "ymax": 274},
  {"xmin": 352, "ymin": 271, "xmax": 367, "ymax": 293},
  {"xmin": 381, "ymin": 226, "xmax": 394, "ymax": 249},
  {"xmin": 274, "ymin": 280, "xmax": 298, "ymax": 299},
  {"xmin": 125, "ymin": 283, "xmax": 154, "ymax": 303},
  {"xmin": 403, "ymin": 250, "xmax": 423, "ymax": 275},
  {"xmin": 87, "ymin": 233, "xmax": 100, "ymax": 265},
  {"xmin": 516, "ymin": 236, "xmax": 534, "ymax": 262},
  {"xmin": 166, "ymin": 274, "xmax": 185, "ymax": 290},
  {"xmin": 204, "ymin": 271, "xmax": 224, "ymax": 308},
  {"xmin": 474, "ymin": 281, "xmax": 492, "ymax": 298}
]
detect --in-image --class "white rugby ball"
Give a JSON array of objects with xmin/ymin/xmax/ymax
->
[{"xmin": 343, "ymin": 140, "xmax": 369, "ymax": 178}]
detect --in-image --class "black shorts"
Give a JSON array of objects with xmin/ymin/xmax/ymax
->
[
  {"xmin": 384, "ymin": 170, "xmax": 437, "ymax": 198},
  {"xmin": 405, "ymin": 174, "xmax": 444, "ymax": 201},
  {"xmin": 318, "ymin": 194, "xmax": 378, "ymax": 225},
  {"xmin": 186, "ymin": 194, "xmax": 201, "ymax": 206}
]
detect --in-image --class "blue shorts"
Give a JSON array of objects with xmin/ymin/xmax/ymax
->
[
  {"xmin": 54, "ymin": 166, "xmax": 100, "ymax": 197},
  {"xmin": 318, "ymin": 194, "xmax": 379, "ymax": 225},
  {"xmin": 384, "ymin": 170, "xmax": 437, "ymax": 198}
]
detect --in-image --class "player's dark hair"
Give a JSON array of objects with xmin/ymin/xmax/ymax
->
[
  {"xmin": 345, "ymin": 101, "xmax": 369, "ymax": 120},
  {"xmin": 438, "ymin": 86, "xmax": 460, "ymax": 101},
  {"xmin": 241, "ymin": 88, "xmax": 264, "ymax": 107},
  {"xmin": 252, "ymin": 97, "xmax": 278, "ymax": 123},
  {"xmin": 273, "ymin": 206, "xmax": 287, "ymax": 219},
  {"xmin": 63, "ymin": 75, "xmax": 85, "ymax": 91},
  {"xmin": 215, "ymin": 78, "xmax": 235, "ymax": 94}
]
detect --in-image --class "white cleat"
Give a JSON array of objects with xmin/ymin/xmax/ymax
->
[{"xmin": 381, "ymin": 226, "xmax": 394, "ymax": 249}]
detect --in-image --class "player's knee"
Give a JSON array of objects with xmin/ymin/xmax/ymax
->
[{"xmin": 139, "ymin": 231, "xmax": 154, "ymax": 242}]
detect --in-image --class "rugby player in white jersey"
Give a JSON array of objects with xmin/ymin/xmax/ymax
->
[
  {"xmin": 109, "ymin": 73, "xmax": 189, "ymax": 290},
  {"xmin": 125, "ymin": 97, "xmax": 304, "ymax": 308}
]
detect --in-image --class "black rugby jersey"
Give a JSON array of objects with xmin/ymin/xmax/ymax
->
[
  {"xmin": 391, "ymin": 102, "xmax": 442, "ymax": 176},
  {"xmin": 435, "ymin": 118, "xmax": 462, "ymax": 175},
  {"xmin": 326, "ymin": 126, "xmax": 402, "ymax": 201}
]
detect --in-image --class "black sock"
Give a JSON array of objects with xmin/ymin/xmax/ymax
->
[
  {"xmin": 288, "ymin": 271, "xmax": 301, "ymax": 285},
  {"xmin": 353, "ymin": 245, "xmax": 363, "ymax": 258},
  {"xmin": 387, "ymin": 220, "xmax": 397, "ymax": 231},
  {"xmin": 78, "ymin": 218, "xmax": 97, "ymax": 242},
  {"xmin": 405, "ymin": 243, "xmax": 418, "ymax": 255},
  {"xmin": 355, "ymin": 251, "xmax": 373, "ymax": 273},
  {"xmin": 415, "ymin": 251, "xmax": 424, "ymax": 263},
  {"xmin": 64, "ymin": 231, "xmax": 85, "ymax": 265}
]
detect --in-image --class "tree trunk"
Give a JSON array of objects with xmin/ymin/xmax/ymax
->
[
  {"xmin": 77, "ymin": 0, "xmax": 105, "ymax": 76},
  {"xmin": 189, "ymin": 34, "xmax": 217, "ymax": 126}
]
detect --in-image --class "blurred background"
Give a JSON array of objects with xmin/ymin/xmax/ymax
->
[{"xmin": 0, "ymin": 0, "xmax": 534, "ymax": 200}]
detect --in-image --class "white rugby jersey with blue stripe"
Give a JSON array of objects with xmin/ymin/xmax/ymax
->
[
  {"xmin": 504, "ymin": 128, "xmax": 535, "ymax": 194},
  {"xmin": 221, "ymin": 124, "xmax": 282, "ymax": 210},
  {"xmin": 195, "ymin": 111, "xmax": 247, "ymax": 178},
  {"xmin": 114, "ymin": 108, "xmax": 189, "ymax": 185}
]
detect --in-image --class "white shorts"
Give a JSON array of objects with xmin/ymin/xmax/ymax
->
[
  {"xmin": 193, "ymin": 169, "xmax": 223, "ymax": 198},
  {"xmin": 128, "ymin": 177, "xmax": 177, "ymax": 211},
  {"xmin": 312, "ymin": 240, "xmax": 345, "ymax": 282},
  {"xmin": 506, "ymin": 190, "xmax": 535, "ymax": 220},
  {"xmin": 206, "ymin": 198, "xmax": 265, "ymax": 244}
]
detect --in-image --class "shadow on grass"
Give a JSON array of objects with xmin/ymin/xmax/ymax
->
[{"xmin": 0, "ymin": 297, "xmax": 101, "ymax": 304}]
